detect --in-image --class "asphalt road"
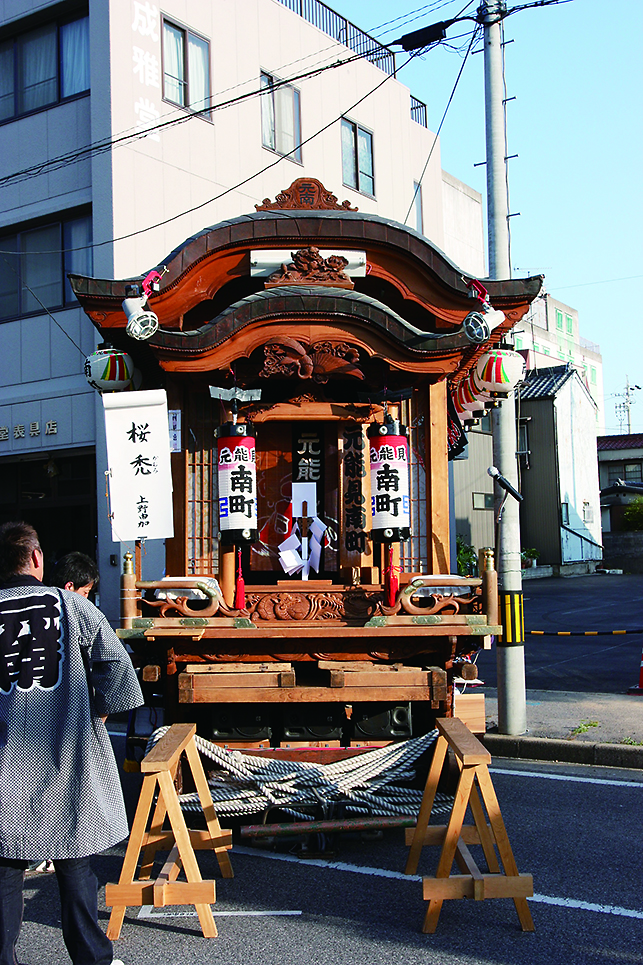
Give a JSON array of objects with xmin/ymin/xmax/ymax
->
[
  {"xmin": 476, "ymin": 574, "xmax": 643, "ymax": 694},
  {"xmin": 17, "ymin": 750, "xmax": 643, "ymax": 965}
]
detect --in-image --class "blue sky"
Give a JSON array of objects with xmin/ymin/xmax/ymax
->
[{"xmin": 335, "ymin": 0, "xmax": 643, "ymax": 433}]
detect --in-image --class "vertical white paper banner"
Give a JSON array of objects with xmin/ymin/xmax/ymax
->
[{"xmin": 103, "ymin": 389, "xmax": 174, "ymax": 542}]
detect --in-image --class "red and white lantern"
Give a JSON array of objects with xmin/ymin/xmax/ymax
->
[
  {"xmin": 84, "ymin": 348, "xmax": 133, "ymax": 392},
  {"xmin": 216, "ymin": 423, "xmax": 258, "ymax": 543},
  {"xmin": 475, "ymin": 349, "xmax": 525, "ymax": 395},
  {"xmin": 368, "ymin": 419, "xmax": 411, "ymax": 542}
]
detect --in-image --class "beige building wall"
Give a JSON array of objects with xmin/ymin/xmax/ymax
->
[{"xmin": 104, "ymin": 0, "xmax": 482, "ymax": 276}]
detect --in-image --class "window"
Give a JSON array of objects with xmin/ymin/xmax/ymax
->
[
  {"xmin": 260, "ymin": 71, "xmax": 302, "ymax": 161},
  {"xmin": 0, "ymin": 15, "xmax": 89, "ymax": 122},
  {"xmin": 515, "ymin": 336, "xmax": 523, "ymax": 350},
  {"xmin": 412, "ymin": 181, "xmax": 423, "ymax": 234},
  {"xmin": 590, "ymin": 367, "xmax": 596, "ymax": 384},
  {"xmin": 607, "ymin": 462, "xmax": 623, "ymax": 484},
  {"xmin": 0, "ymin": 212, "xmax": 92, "ymax": 320},
  {"xmin": 582, "ymin": 501, "xmax": 593, "ymax": 523},
  {"xmin": 565, "ymin": 313, "xmax": 573, "ymax": 334},
  {"xmin": 543, "ymin": 347, "xmax": 551, "ymax": 356},
  {"xmin": 625, "ymin": 463, "xmax": 643, "ymax": 482},
  {"xmin": 472, "ymin": 492, "xmax": 494, "ymax": 510},
  {"xmin": 162, "ymin": 19, "xmax": 210, "ymax": 113},
  {"xmin": 341, "ymin": 119, "xmax": 374, "ymax": 195},
  {"xmin": 561, "ymin": 502, "xmax": 569, "ymax": 524},
  {"xmin": 556, "ymin": 309, "xmax": 563, "ymax": 330}
]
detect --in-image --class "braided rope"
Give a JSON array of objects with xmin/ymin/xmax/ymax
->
[{"xmin": 145, "ymin": 728, "xmax": 453, "ymax": 820}]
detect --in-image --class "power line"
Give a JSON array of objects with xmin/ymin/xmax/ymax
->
[
  {"xmin": 0, "ymin": 47, "xmax": 427, "ymax": 260},
  {"xmin": 553, "ymin": 274, "xmax": 643, "ymax": 292},
  {"xmin": 0, "ymin": 54, "xmax": 362, "ymax": 191},
  {"xmin": 403, "ymin": 25, "xmax": 480, "ymax": 225},
  {"xmin": 0, "ymin": 254, "xmax": 85, "ymax": 356}
]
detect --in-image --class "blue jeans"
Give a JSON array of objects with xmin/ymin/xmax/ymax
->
[{"xmin": 0, "ymin": 856, "xmax": 114, "ymax": 965}]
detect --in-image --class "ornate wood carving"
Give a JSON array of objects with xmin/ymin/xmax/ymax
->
[
  {"xmin": 244, "ymin": 589, "xmax": 380, "ymax": 623},
  {"xmin": 266, "ymin": 246, "xmax": 354, "ymax": 289},
  {"xmin": 259, "ymin": 337, "xmax": 364, "ymax": 382},
  {"xmin": 255, "ymin": 178, "xmax": 358, "ymax": 211}
]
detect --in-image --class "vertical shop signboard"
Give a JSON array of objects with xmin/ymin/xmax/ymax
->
[{"xmin": 103, "ymin": 390, "xmax": 174, "ymax": 542}]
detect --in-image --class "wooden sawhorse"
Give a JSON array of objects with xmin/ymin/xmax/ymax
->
[
  {"xmin": 405, "ymin": 717, "xmax": 534, "ymax": 933},
  {"xmin": 106, "ymin": 723, "xmax": 233, "ymax": 938}
]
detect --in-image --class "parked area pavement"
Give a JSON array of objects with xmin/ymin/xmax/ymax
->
[
  {"xmin": 476, "ymin": 572, "xmax": 643, "ymax": 768},
  {"xmin": 482, "ymin": 687, "xmax": 643, "ymax": 768}
]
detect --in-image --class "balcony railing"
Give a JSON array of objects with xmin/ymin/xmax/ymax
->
[
  {"xmin": 276, "ymin": 0, "xmax": 429, "ymax": 128},
  {"xmin": 410, "ymin": 95, "xmax": 428, "ymax": 128},
  {"xmin": 277, "ymin": 0, "xmax": 396, "ymax": 75}
]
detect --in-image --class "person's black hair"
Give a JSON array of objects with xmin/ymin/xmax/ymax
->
[
  {"xmin": 52, "ymin": 551, "xmax": 99, "ymax": 591},
  {"xmin": 0, "ymin": 521, "xmax": 41, "ymax": 582}
]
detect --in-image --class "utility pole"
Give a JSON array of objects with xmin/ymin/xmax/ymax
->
[
  {"xmin": 479, "ymin": 0, "xmax": 527, "ymax": 735},
  {"xmin": 615, "ymin": 376, "xmax": 641, "ymax": 435},
  {"xmin": 394, "ymin": 1, "xmax": 528, "ymax": 733}
]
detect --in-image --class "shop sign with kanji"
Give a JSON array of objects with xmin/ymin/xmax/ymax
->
[{"xmin": 103, "ymin": 389, "xmax": 174, "ymax": 541}]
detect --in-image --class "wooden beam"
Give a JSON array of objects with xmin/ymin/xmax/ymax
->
[{"xmin": 426, "ymin": 381, "xmax": 450, "ymax": 574}]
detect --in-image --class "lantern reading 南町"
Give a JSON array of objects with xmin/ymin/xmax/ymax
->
[
  {"xmin": 368, "ymin": 419, "xmax": 411, "ymax": 542},
  {"xmin": 216, "ymin": 423, "xmax": 258, "ymax": 543}
]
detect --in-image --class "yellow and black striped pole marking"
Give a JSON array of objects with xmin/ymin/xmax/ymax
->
[{"xmin": 499, "ymin": 590, "xmax": 524, "ymax": 646}]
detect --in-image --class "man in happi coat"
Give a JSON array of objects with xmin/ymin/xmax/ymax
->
[{"xmin": 0, "ymin": 521, "xmax": 143, "ymax": 965}]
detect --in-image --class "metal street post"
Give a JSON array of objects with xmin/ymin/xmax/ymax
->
[
  {"xmin": 480, "ymin": 0, "xmax": 526, "ymax": 734},
  {"xmin": 395, "ymin": 2, "xmax": 528, "ymax": 733}
]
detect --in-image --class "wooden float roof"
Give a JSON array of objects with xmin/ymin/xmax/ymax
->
[{"xmin": 70, "ymin": 180, "xmax": 543, "ymax": 381}]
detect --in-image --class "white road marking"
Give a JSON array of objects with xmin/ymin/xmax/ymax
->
[
  {"xmin": 231, "ymin": 847, "xmax": 643, "ymax": 920},
  {"xmin": 489, "ymin": 766, "xmax": 643, "ymax": 788},
  {"xmin": 137, "ymin": 905, "xmax": 301, "ymax": 919},
  {"xmin": 531, "ymin": 894, "xmax": 643, "ymax": 919},
  {"xmin": 233, "ymin": 845, "xmax": 421, "ymax": 880}
]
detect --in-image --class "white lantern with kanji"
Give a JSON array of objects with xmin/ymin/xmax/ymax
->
[
  {"xmin": 216, "ymin": 423, "xmax": 258, "ymax": 543},
  {"xmin": 368, "ymin": 419, "xmax": 411, "ymax": 542},
  {"xmin": 84, "ymin": 348, "xmax": 133, "ymax": 391}
]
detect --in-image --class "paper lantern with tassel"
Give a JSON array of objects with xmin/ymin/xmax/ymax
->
[
  {"xmin": 216, "ymin": 422, "xmax": 258, "ymax": 544},
  {"xmin": 367, "ymin": 417, "xmax": 411, "ymax": 543}
]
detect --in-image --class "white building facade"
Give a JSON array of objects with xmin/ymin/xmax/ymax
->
[{"xmin": 0, "ymin": 0, "xmax": 486, "ymax": 620}]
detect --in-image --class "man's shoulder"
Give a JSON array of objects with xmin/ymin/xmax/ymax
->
[{"xmin": 57, "ymin": 588, "xmax": 106, "ymax": 623}]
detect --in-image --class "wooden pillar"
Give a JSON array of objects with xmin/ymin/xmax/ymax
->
[
  {"xmin": 220, "ymin": 544, "xmax": 236, "ymax": 608},
  {"xmin": 121, "ymin": 552, "xmax": 138, "ymax": 629},
  {"xmin": 425, "ymin": 381, "xmax": 449, "ymax": 574}
]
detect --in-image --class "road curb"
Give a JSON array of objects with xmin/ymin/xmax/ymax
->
[{"xmin": 482, "ymin": 733, "xmax": 643, "ymax": 769}]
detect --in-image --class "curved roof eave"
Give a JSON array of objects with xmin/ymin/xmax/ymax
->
[
  {"xmin": 69, "ymin": 209, "xmax": 543, "ymax": 309},
  {"xmin": 149, "ymin": 285, "xmax": 471, "ymax": 358}
]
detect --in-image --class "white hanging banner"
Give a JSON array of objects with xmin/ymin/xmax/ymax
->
[{"xmin": 103, "ymin": 389, "xmax": 174, "ymax": 542}]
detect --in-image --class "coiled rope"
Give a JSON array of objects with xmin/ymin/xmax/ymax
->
[{"xmin": 146, "ymin": 727, "xmax": 453, "ymax": 821}]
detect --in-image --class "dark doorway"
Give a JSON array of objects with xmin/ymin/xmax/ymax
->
[{"xmin": 0, "ymin": 449, "xmax": 97, "ymax": 580}]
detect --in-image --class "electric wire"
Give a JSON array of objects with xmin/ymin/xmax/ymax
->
[
  {"xmin": 0, "ymin": 47, "xmax": 425, "ymax": 259},
  {"xmin": 0, "ymin": 2, "xmax": 485, "ymax": 195},
  {"xmin": 0, "ymin": 54, "xmax": 364, "ymax": 190},
  {"xmin": 0, "ymin": 253, "xmax": 86, "ymax": 356},
  {"xmin": 403, "ymin": 24, "xmax": 480, "ymax": 226}
]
